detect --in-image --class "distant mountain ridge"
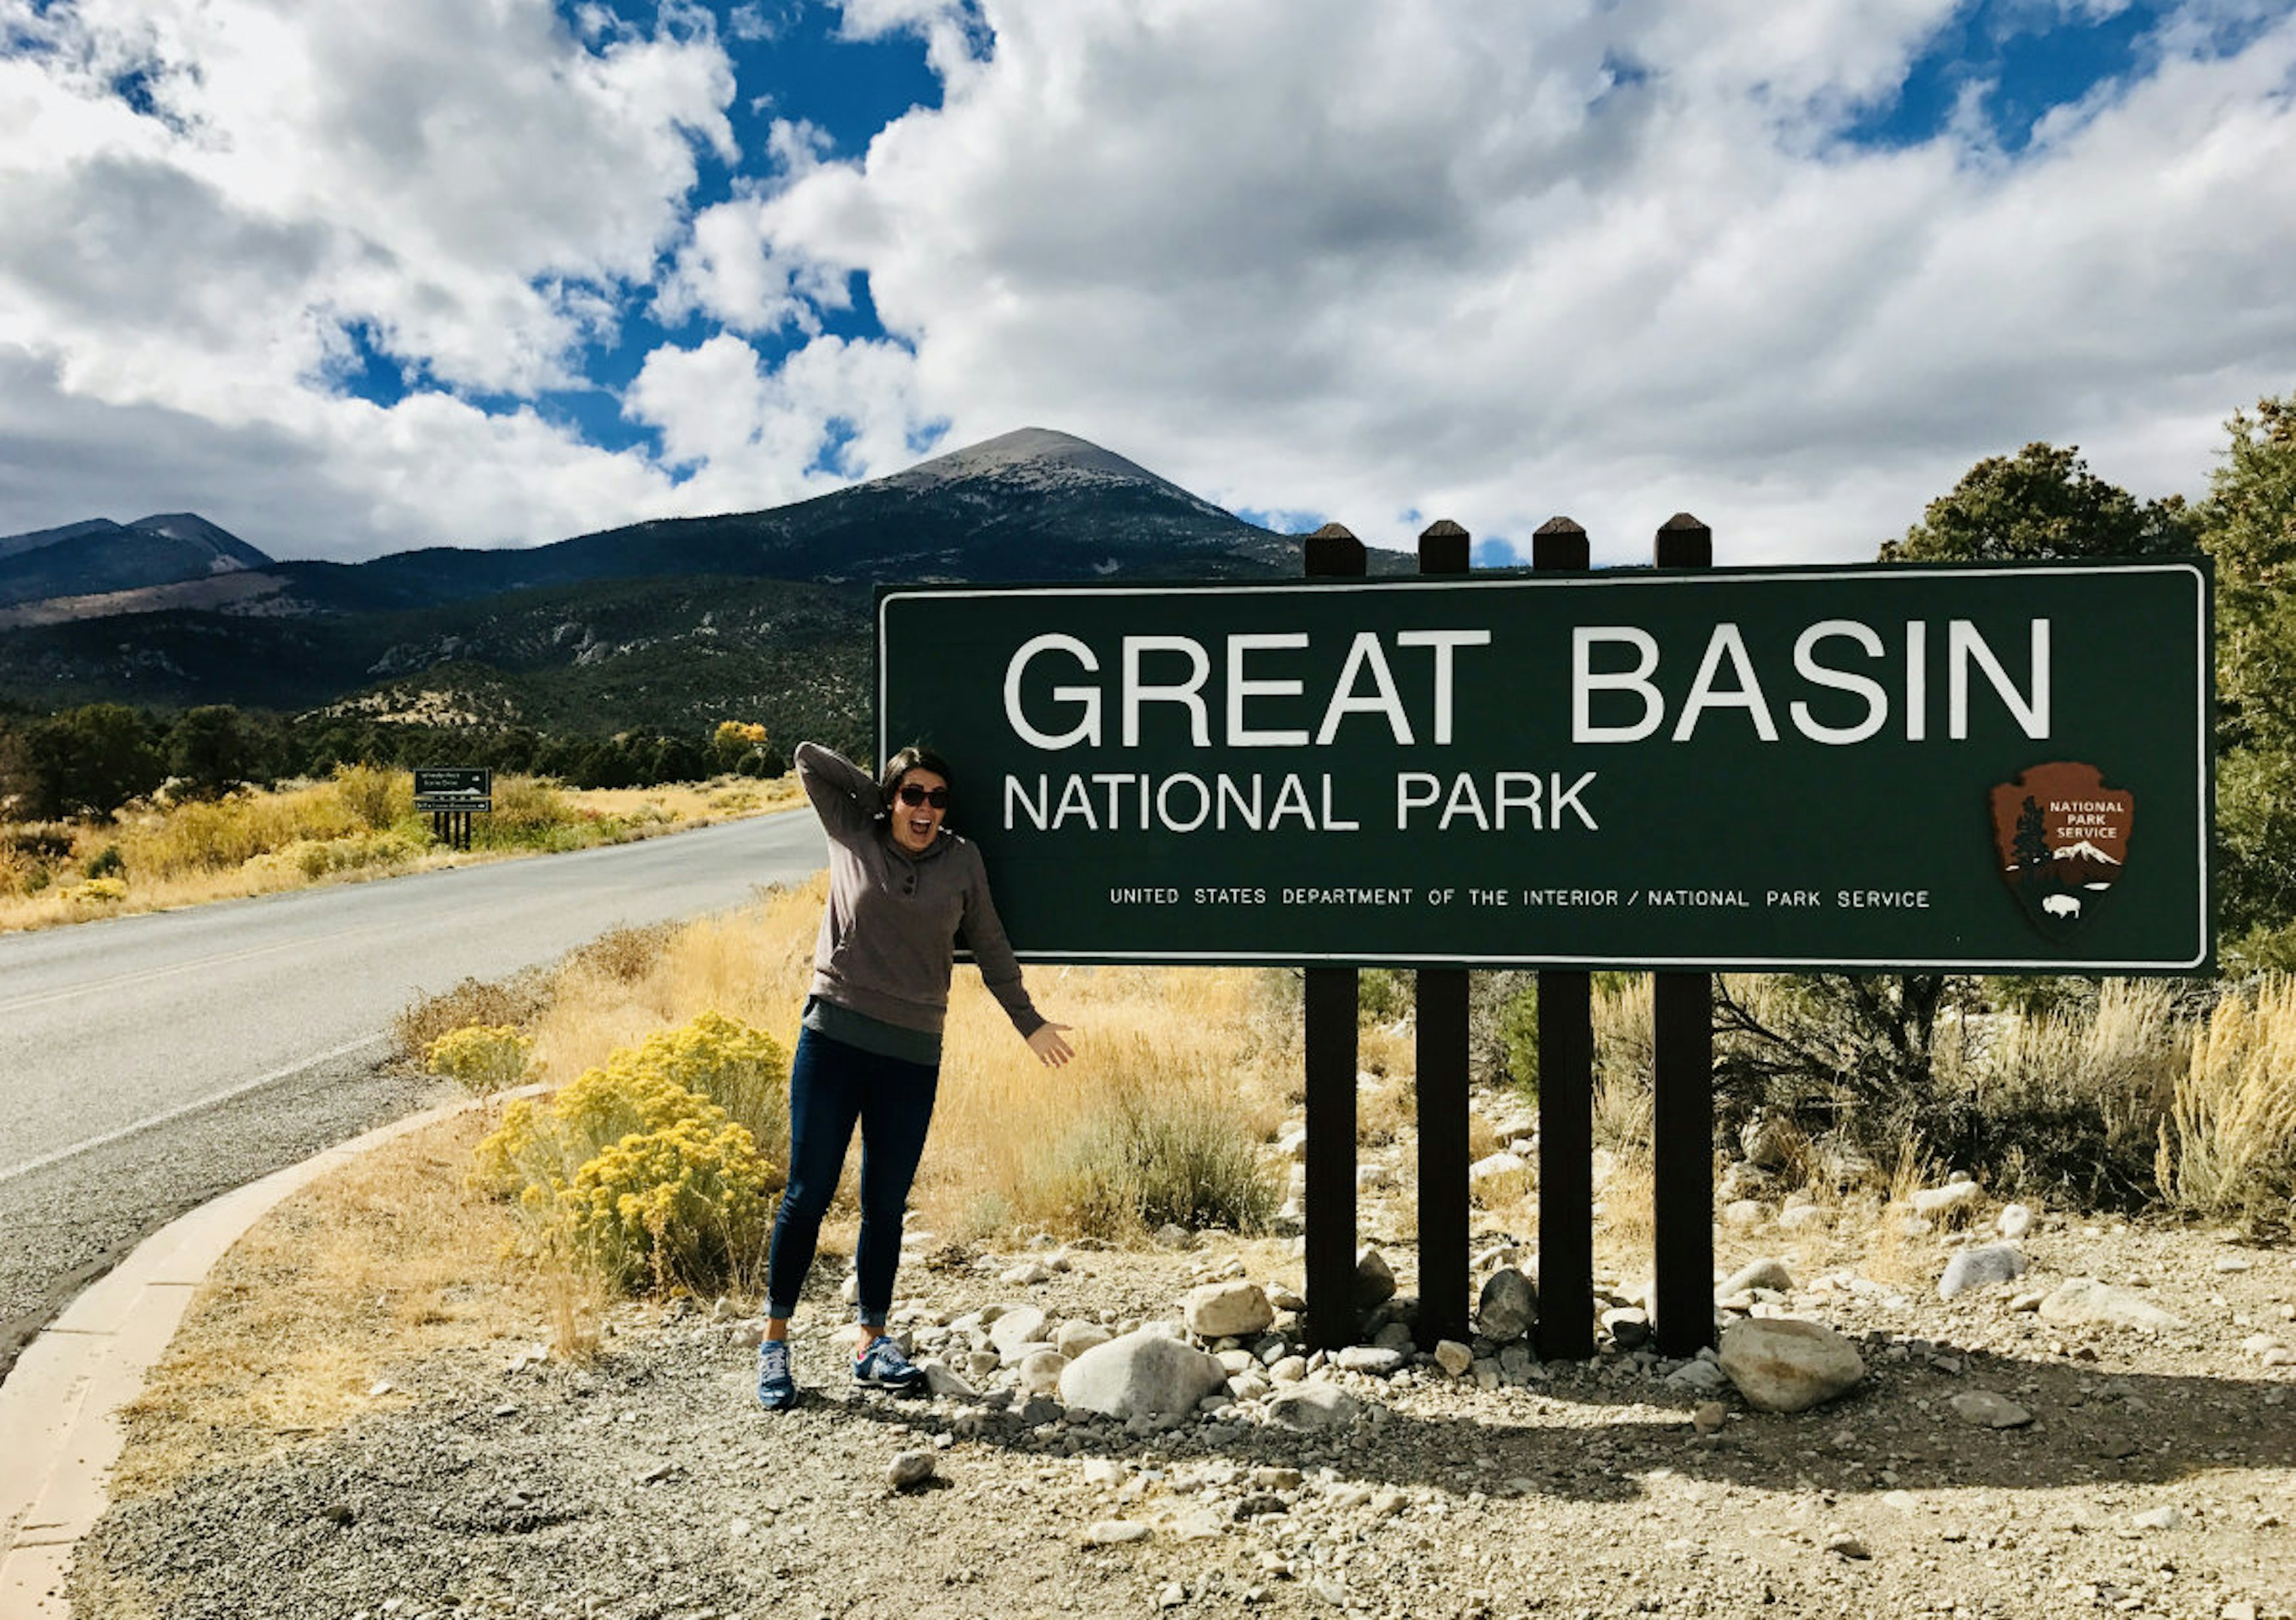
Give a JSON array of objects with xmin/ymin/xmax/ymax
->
[
  {"xmin": 0, "ymin": 428, "xmax": 1369, "ymax": 740},
  {"xmin": 0, "ymin": 513, "xmax": 273, "ymax": 608}
]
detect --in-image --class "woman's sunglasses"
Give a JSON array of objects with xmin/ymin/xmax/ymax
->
[{"xmin": 896, "ymin": 784, "xmax": 950, "ymax": 809}]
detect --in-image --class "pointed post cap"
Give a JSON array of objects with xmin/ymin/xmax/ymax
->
[
  {"xmin": 1654, "ymin": 512, "xmax": 1712, "ymax": 568},
  {"xmin": 1532, "ymin": 515, "xmax": 1589, "ymax": 570},
  {"xmin": 1305, "ymin": 522, "xmax": 1366, "ymax": 577},
  {"xmin": 1417, "ymin": 518, "xmax": 1470, "ymax": 575}
]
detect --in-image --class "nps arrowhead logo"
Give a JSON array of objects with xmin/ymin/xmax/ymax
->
[{"xmin": 1989, "ymin": 763, "xmax": 2134, "ymax": 941}]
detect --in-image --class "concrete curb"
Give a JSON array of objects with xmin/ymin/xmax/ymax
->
[{"xmin": 0, "ymin": 1089, "xmax": 517, "ymax": 1620}]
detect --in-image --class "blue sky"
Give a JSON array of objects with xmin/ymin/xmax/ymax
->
[{"xmin": 3, "ymin": 0, "xmax": 2294, "ymax": 564}]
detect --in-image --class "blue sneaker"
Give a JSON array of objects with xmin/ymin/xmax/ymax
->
[
  {"xmin": 756, "ymin": 1338, "xmax": 797, "ymax": 1410},
  {"xmin": 852, "ymin": 1334, "xmax": 926, "ymax": 1393}
]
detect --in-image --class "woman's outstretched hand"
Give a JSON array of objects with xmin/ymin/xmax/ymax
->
[{"xmin": 1026, "ymin": 1022, "xmax": 1076, "ymax": 1067}]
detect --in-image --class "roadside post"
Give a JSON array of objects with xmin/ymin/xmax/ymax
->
[
  {"xmin": 1649, "ymin": 515, "xmax": 1715, "ymax": 1356},
  {"xmin": 1303, "ymin": 524, "xmax": 1366, "ymax": 1352},
  {"xmin": 1413, "ymin": 519, "xmax": 1471, "ymax": 1351},
  {"xmin": 1532, "ymin": 516, "xmax": 1597, "ymax": 1362},
  {"xmin": 875, "ymin": 551, "xmax": 2213, "ymax": 1358},
  {"xmin": 414, "ymin": 767, "xmax": 492, "ymax": 852}
]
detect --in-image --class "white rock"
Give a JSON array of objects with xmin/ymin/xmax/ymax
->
[
  {"xmin": 1938, "ymin": 1244, "xmax": 2028, "ymax": 1300},
  {"xmin": 1433, "ymin": 1339, "xmax": 1473, "ymax": 1377},
  {"xmin": 1018, "ymin": 1349, "xmax": 1068, "ymax": 1396},
  {"xmin": 2128, "ymin": 1505, "xmax": 2184, "ymax": 1532},
  {"xmin": 1268, "ymin": 1355, "xmax": 1308, "ymax": 1383},
  {"xmin": 2038, "ymin": 1277, "xmax": 2185, "ymax": 1332},
  {"xmin": 1057, "ymin": 1320, "xmax": 1115, "ymax": 1359},
  {"xmin": 919, "ymin": 1359, "xmax": 978, "ymax": 1401},
  {"xmin": 1082, "ymin": 1459, "xmax": 1126, "ymax": 1487},
  {"xmin": 1265, "ymin": 1383, "xmax": 1361, "ymax": 1432},
  {"xmin": 1184, "ymin": 1281, "xmax": 1275, "ymax": 1340},
  {"xmin": 1717, "ymin": 1318, "xmax": 1866, "ymax": 1413},
  {"xmin": 1468, "ymin": 1151, "xmax": 1532, "ymax": 1202},
  {"xmin": 1088, "ymin": 1520, "xmax": 1152, "ymax": 1545},
  {"xmin": 1001, "ymin": 1261, "xmax": 1052, "ymax": 1286},
  {"xmin": 1948, "ymin": 1390, "xmax": 2033, "ymax": 1428},
  {"xmin": 1778, "ymin": 1203, "xmax": 1831, "ymax": 1232},
  {"xmin": 989, "ymin": 1307, "xmax": 1050, "ymax": 1356},
  {"xmin": 886, "ymin": 1451, "xmax": 936, "ymax": 1490},
  {"xmin": 1666, "ymin": 1358, "xmax": 1727, "ymax": 1391},
  {"xmin": 1721, "ymin": 1199, "xmax": 1765, "ymax": 1230},
  {"xmin": 1997, "ymin": 1203, "xmax": 2034, "ymax": 1239},
  {"xmin": 1333, "ymin": 1345, "xmax": 1406, "ymax": 1376},
  {"xmin": 1720, "ymin": 1258, "xmax": 1794, "ymax": 1296},
  {"xmin": 1058, "ymin": 1330, "xmax": 1231, "ymax": 1420},
  {"xmin": 1910, "ymin": 1182, "xmax": 1986, "ymax": 1219}
]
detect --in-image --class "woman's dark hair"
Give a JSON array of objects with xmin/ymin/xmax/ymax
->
[{"xmin": 877, "ymin": 744, "xmax": 954, "ymax": 813}]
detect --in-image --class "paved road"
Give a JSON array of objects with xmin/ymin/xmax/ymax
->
[{"xmin": 0, "ymin": 812, "xmax": 828, "ymax": 1381}]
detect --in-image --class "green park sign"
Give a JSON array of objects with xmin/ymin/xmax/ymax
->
[{"xmin": 878, "ymin": 560, "xmax": 2212, "ymax": 973}]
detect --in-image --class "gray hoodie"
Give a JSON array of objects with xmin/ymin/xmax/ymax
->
[{"xmin": 796, "ymin": 741, "xmax": 1043, "ymax": 1040}]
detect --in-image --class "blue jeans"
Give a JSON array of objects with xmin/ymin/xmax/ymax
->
[{"xmin": 764, "ymin": 1025, "xmax": 939, "ymax": 1329}]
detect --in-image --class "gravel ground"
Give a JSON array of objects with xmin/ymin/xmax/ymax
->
[{"xmin": 71, "ymin": 1208, "xmax": 2296, "ymax": 1620}]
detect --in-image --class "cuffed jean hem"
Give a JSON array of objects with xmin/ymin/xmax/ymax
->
[{"xmin": 762, "ymin": 1301, "xmax": 887, "ymax": 1329}]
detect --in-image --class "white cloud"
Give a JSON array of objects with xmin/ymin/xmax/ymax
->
[
  {"xmin": 0, "ymin": 343, "xmax": 679, "ymax": 557},
  {"xmin": 4, "ymin": 0, "xmax": 2295, "ymax": 570},
  {"xmin": 0, "ymin": 0, "xmax": 737, "ymax": 553},
  {"xmin": 731, "ymin": 0, "xmax": 2296, "ymax": 562},
  {"xmin": 623, "ymin": 330, "xmax": 941, "ymax": 509}
]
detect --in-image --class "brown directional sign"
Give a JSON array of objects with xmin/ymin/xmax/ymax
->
[{"xmin": 877, "ymin": 559, "xmax": 2212, "ymax": 973}]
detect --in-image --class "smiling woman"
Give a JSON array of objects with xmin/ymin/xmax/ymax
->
[{"xmin": 753, "ymin": 737, "xmax": 1073, "ymax": 1409}]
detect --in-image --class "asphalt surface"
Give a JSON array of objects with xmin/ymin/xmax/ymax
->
[{"xmin": 0, "ymin": 811, "xmax": 829, "ymax": 1383}]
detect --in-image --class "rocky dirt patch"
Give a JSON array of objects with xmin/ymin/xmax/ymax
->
[{"xmin": 71, "ymin": 1209, "xmax": 2296, "ymax": 1620}]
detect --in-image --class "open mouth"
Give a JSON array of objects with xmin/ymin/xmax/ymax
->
[{"xmin": 906, "ymin": 816, "xmax": 935, "ymax": 839}]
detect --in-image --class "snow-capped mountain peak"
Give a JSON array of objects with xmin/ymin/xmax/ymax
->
[
  {"xmin": 2052, "ymin": 838, "xmax": 2123, "ymax": 866},
  {"xmin": 881, "ymin": 427, "xmax": 1230, "ymax": 516}
]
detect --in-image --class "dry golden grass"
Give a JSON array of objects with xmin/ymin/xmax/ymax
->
[
  {"xmin": 1355, "ymin": 1020, "xmax": 1415, "ymax": 1080},
  {"xmin": 1861, "ymin": 1141, "xmax": 1940, "ymax": 1284},
  {"xmin": 1358, "ymin": 1074, "xmax": 1416, "ymax": 1147},
  {"xmin": 2158, "ymin": 973, "xmax": 2296, "ymax": 1222},
  {"xmin": 109, "ymin": 1108, "xmax": 528, "ymax": 1502},
  {"xmin": 510, "ymin": 878, "xmax": 1294, "ymax": 1245},
  {"xmin": 0, "ymin": 772, "xmax": 801, "ymax": 934}
]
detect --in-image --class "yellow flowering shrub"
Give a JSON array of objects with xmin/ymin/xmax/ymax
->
[
  {"xmin": 426, "ymin": 1024, "xmax": 534, "ymax": 1094},
  {"xmin": 472, "ymin": 1013, "xmax": 786, "ymax": 1295},
  {"xmin": 72, "ymin": 876, "xmax": 129, "ymax": 904},
  {"xmin": 613, "ymin": 1010, "xmax": 789, "ymax": 1159}
]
